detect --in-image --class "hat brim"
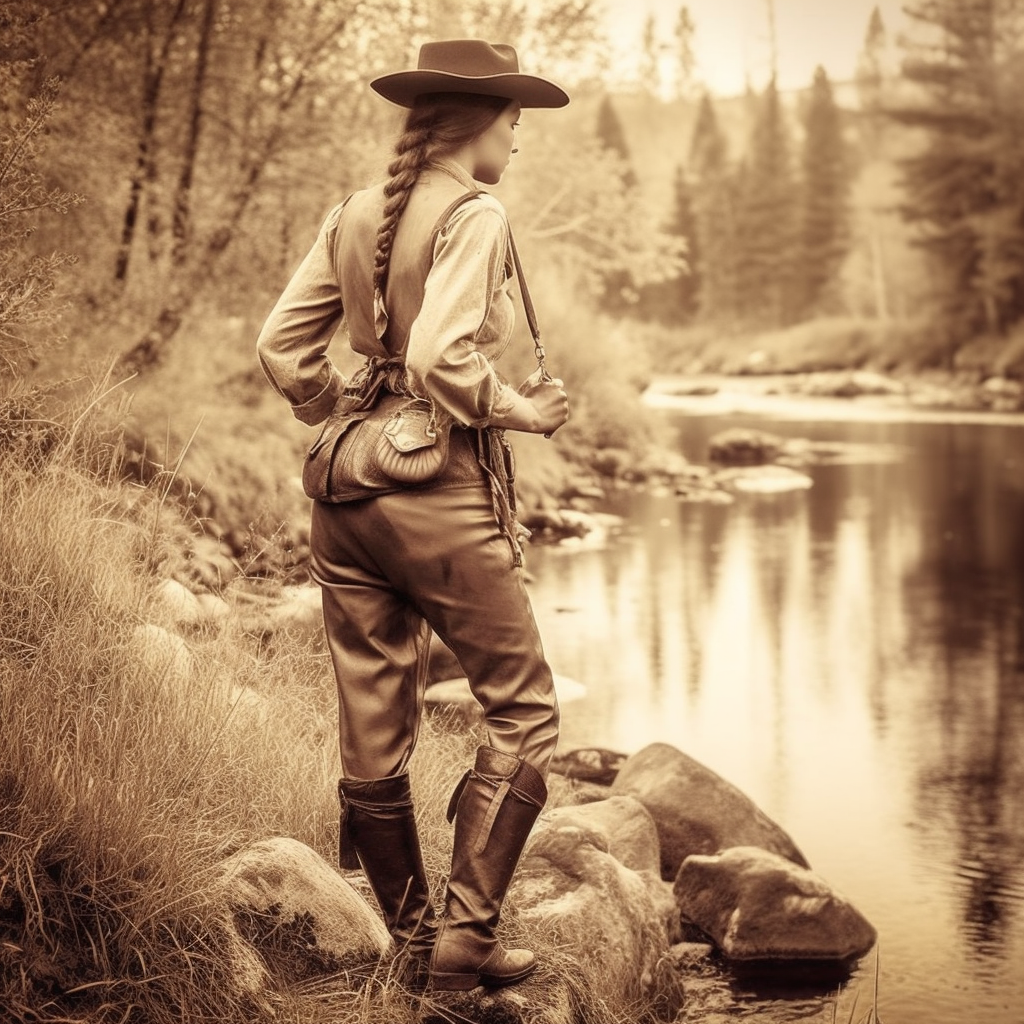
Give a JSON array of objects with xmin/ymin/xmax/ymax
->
[{"xmin": 370, "ymin": 70, "xmax": 569, "ymax": 109}]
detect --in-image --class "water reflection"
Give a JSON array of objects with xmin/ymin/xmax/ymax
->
[{"xmin": 526, "ymin": 413, "xmax": 1024, "ymax": 1024}]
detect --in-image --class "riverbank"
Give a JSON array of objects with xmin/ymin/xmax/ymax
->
[{"xmin": 645, "ymin": 367, "xmax": 1024, "ymax": 417}]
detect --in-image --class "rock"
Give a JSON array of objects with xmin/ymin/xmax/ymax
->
[
  {"xmin": 214, "ymin": 836, "xmax": 389, "ymax": 985},
  {"xmin": 981, "ymin": 375, "xmax": 1021, "ymax": 396},
  {"xmin": 153, "ymin": 577, "xmax": 204, "ymax": 626},
  {"xmin": 547, "ymin": 773, "xmax": 615, "ymax": 809},
  {"xmin": 549, "ymin": 747, "xmax": 627, "ymax": 786},
  {"xmin": 673, "ymin": 846, "xmax": 877, "ymax": 962},
  {"xmin": 610, "ymin": 742, "xmax": 809, "ymax": 880},
  {"xmin": 512, "ymin": 817, "xmax": 678, "ymax": 1018},
  {"xmin": 270, "ymin": 584, "xmax": 323, "ymax": 633},
  {"xmin": 420, "ymin": 960, "xmax": 605, "ymax": 1024},
  {"xmin": 665, "ymin": 382, "xmax": 720, "ymax": 397},
  {"xmin": 539, "ymin": 796, "xmax": 662, "ymax": 876},
  {"xmin": 800, "ymin": 371, "xmax": 905, "ymax": 398},
  {"xmin": 134, "ymin": 622, "xmax": 192, "ymax": 685},
  {"xmin": 715, "ymin": 464, "xmax": 813, "ymax": 494},
  {"xmin": 708, "ymin": 428, "xmax": 784, "ymax": 466},
  {"xmin": 195, "ymin": 591, "xmax": 231, "ymax": 622}
]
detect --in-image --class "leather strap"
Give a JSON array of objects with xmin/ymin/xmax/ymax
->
[{"xmin": 430, "ymin": 189, "xmax": 548, "ymax": 378}]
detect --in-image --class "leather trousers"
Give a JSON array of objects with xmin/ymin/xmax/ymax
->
[{"xmin": 310, "ymin": 478, "xmax": 560, "ymax": 782}]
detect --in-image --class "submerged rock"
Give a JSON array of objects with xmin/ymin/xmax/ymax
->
[
  {"xmin": 709, "ymin": 427, "xmax": 785, "ymax": 466},
  {"xmin": 673, "ymin": 845, "xmax": 877, "ymax": 962},
  {"xmin": 715, "ymin": 464, "xmax": 813, "ymax": 494}
]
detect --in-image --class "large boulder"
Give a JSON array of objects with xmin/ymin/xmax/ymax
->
[
  {"xmin": 610, "ymin": 742, "xmax": 809, "ymax": 879},
  {"xmin": 213, "ymin": 837, "xmax": 389, "ymax": 986},
  {"xmin": 539, "ymin": 795, "xmax": 661, "ymax": 876},
  {"xmin": 674, "ymin": 846, "xmax": 877, "ymax": 961},
  {"xmin": 510, "ymin": 812, "xmax": 680, "ymax": 1018}
]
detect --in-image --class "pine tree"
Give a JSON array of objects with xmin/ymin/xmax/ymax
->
[
  {"xmin": 890, "ymin": 0, "xmax": 1024, "ymax": 339},
  {"xmin": 856, "ymin": 5, "xmax": 890, "ymax": 136},
  {"xmin": 674, "ymin": 5, "xmax": 697, "ymax": 99},
  {"xmin": 595, "ymin": 93, "xmax": 638, "ymax": 189},
  {"xmin": 595, "ymin": 94, "xmax": 638, "ymax": 314},
  {"xmin": 639, "ymin": 14, "xmax": 661, "ymax": 96},
  {"xmin": 795, "ymin": 66, "xmax": 851, "ymax": 319},
  {"xmin": 733, "ymin": 77, "xmax": 798, "ymax": 326},
  {"xmin": 636, "ymin": 163, "xmax": 699, "ymax": 323},
  {"xmin": 688, "ymin": 91, "xmax": 739, "ymax": 323}
]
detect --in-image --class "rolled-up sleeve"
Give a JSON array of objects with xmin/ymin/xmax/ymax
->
[
  {"xmin": 405, "ymin": 202, "xmax": 518, "ymax": 428},
  {"xmin": 256, "ymin": 203, "xmax": 348, "ymax": 425}
]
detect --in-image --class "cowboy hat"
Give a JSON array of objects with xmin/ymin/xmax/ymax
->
[{"xmin": 370, "ymin": 39, "xmax": 569, "ymax": 109}]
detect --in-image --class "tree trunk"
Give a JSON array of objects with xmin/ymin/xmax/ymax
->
[
  {"xmin": 868, "ymin": 211, "xmax": 889, "ymax": 321},
  {"xmin": 117, "ymin": 2, "xmax": 358, "ymax": 374},
  {"xmin": 171, "ymin": 0, "xmax": 217, "ymax": 267},
  {"xmin": 113, "ymin": 0, "xmax": 190, "ymax": 285}
]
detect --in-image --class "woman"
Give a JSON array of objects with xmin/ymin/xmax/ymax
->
[{"xmin": 256, "ymin": 40, "xmax": 570, "ymax": 992}]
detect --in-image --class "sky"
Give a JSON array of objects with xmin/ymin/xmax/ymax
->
[{"xmin": 601, "ymin": 0, "xmax": 908, "ymax": 96}]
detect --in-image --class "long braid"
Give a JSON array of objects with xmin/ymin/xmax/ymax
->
[
  {"xmin": 372, "ymin": 123, "xmax": 434, "ymax": 294},
  {"xmin": 372, "ymin": 92, "xmax": 511, "ymax": 297}
]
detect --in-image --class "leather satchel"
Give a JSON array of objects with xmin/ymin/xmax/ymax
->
[{"xmin": 374, "ymin": 397, "xmax": 451, "ymax": 484}]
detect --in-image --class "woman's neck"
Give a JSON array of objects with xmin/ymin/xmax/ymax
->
[{"xmin": 431, "ymin": 154, "xmax": 477, "ymax": 187}]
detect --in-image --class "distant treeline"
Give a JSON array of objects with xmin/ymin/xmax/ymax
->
[{"xmin": 3, "ymin": 0, "xmax": 1024, "ymax": 382}]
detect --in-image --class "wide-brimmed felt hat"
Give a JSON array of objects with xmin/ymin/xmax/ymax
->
[{"xmin": 370, "ymin": 39, "xmax": 569, "ymax": 109}]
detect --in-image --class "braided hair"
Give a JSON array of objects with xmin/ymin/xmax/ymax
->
[{"xmin": 373, "ymin": 92, "xmax": 511, "ymax": 295}]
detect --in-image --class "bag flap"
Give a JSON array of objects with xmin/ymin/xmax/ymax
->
[{"xmin": 382, "ymin": 406, "xmax": 438, "ymax": 453}]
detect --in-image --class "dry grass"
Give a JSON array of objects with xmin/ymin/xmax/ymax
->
[{"xmin": 0, "ymin": 375, "xmax": 634, "ymax": 1023}]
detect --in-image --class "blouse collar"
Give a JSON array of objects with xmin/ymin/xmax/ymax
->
[{"xmin": 428, "ymin": 157, "xmax": 478, "ymax": 190}]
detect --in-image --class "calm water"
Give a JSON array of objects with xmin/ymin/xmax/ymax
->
[{"xmin": 525, "ymin": 382, "xmax": 1024, "ymax": 1024}]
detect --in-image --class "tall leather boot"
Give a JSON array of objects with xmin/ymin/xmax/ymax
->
[
  {"xmin": 338, "ymin": 773, "xmax": 437, "ymax": 989},
  {"xmin": 428, "ymin": 746, "xmax": 547, "ymax": 991}
]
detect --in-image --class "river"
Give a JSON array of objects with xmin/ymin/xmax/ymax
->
[{"xmin": 524, "ymin": 377, "xmax": 1024, "ymax": 1024}]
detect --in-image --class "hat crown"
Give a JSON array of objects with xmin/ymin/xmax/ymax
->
[{"xmin": 416, "ymin": 40, "xmax": 520, "ymax": 78}]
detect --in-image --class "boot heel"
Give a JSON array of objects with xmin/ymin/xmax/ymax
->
[
  {"xmin": 428, "ymin": 969, "xmax": 480, "ymax": 991},
  {"xmin": 479, "ymin": 960, "xmax": 536, "ymax": 987}
]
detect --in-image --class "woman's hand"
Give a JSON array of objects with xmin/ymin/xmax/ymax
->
[
  {"xmin": 488, "ymin": 369, "xmax": 569, "ymax": 434},
  {"xmin": 518, "ymin": 370, "xmax": 569, "ymax": 436}
]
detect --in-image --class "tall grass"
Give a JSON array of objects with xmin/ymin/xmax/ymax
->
[{"xmin": 0, "ymin": 378, "xmax": 621, "ymax": 1023}]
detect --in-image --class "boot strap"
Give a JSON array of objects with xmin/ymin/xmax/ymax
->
[
  {"xmin": 474, "ymin": 778, "xmax": 512, "ymax": 854},
  {"xmin": 446, "ymin": 770, "xmax": 471, "ymax": 824},
  {"xmin": 337, "ymin": 784, "xmax": 361, "ymax": 870}
]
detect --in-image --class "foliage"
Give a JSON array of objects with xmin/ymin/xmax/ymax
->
[
  {"xmin": 635, "ymin": 163, "xmax": 698, "ymax": 324},
  {"xmin": 501, "ymin": 106, "xmax": 685, "ymax": 312},
  {"xmin": 688, "ymin": 91, "xmax": 740, "ymax": 324},
  {"xmin": 733, "ymin": 76, "xmax": 800, "ymax": 327},
  {"xmin": 795, "ymin": 66, "xmax": 853, "ymax": 319},
  {"xmin": 889, "ymin": 0, "xmax": 1024, "ymax": 345},
  {"xmin": 0, "ymin": 378, "xmax": 636, "ymax": 1023},
  {"xmin": 0, "ymin": 36, "xmax": 84, "ymax": 377}
]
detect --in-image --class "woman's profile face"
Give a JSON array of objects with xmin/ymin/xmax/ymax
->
[{"xmin": 470, "ymin": 101, "xmax": 522, "ymax": 184}]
